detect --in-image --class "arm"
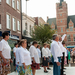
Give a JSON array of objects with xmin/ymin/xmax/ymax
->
[
  {"xmin": 0, "ymin": 42, "xmax": 7, "ymax": 63},
  {"xmin": 61, "ymin": 34, "xmax": 66, "ymax": 42},
  {"xmin": 30, "ymin": 47, "xmax": 35, "ymax": 63},
  {"xmin": 42, "ymin": 48, "xmax": 46, "ymax": 60}
]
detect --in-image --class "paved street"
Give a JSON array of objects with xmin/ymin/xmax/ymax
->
[{"xmin": 8, "ymin": 67, "xmax": 75, "ymax": 75}]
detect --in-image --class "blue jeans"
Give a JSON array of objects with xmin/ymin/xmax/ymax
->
[{"xmin": 52, "ymin": 56, "xmax": 61, "ymax": 75}]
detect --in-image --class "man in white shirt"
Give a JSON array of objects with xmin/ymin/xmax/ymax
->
[
  {"xmin": 59, "ymin": 34, "xmax": 66, "ymax": 75},
  {"xmin": 51, "ymin": 34, "xmax": 62, "ymax": 75}
]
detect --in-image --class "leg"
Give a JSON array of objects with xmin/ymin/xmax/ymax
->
[
  {"xmin": 47, "ymin": 62, "xmax": 49, "ymax": 68},
  {"xmin": 44, "ymin": 66, "xmax": 46, "ymax": 71},
  {"xmin": 32, "ymin": 69, "xmax": 36, "ymax": 75}
]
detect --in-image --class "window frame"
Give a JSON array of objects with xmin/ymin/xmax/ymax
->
[
  {"xmin": 6, "ymin": 14, "xmax": 11, "ymax": 29},
  {"xmin": 17, "ymin": 20, "xmax": 21, "ymax": 31},
  {"xmin": 12, "ymin": 0, "xmax": 16, "ymax": 9},
  {"xmin": 12, "ymin": 17, "xmax": 16, "ymax": 31},
  {"xmin": 6, "ymin": 0, "xmax": 11, "ymax": 5},
  {"xmin": 17, "ymin": 0, "xmax": 20, "ymax": 11}
]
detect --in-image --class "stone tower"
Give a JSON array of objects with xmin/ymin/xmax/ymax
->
[{"xmin": 56, "ymin": 0, "xmax": 68, "ymax": 35}]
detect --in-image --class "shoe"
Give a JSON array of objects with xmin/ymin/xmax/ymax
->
[
  {"xmin": 63, "ymin": 68, "xmax": 66, "ymax": 69},
  {"xmin": 44, "ymin": 71, "xmax": 48, "ymax": 73},
  {"xmin": 63, "ymin": 71, "xmax": 65, "ymax": 72},
  {"xmin": 63, "ymin": 74, "xmax": 66, "ymax": 75},
  {"xmin": 47, "ymin": 68, "xmax": 51, "ymax": 70}
]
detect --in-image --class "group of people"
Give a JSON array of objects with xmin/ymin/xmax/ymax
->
[
  {"xmin": 0, "ymin": 31, "xmax": 52, "ymax": 75},
  {"xmin": 0, "ymin": 31, "xmax": 70, "ymax": 75}
]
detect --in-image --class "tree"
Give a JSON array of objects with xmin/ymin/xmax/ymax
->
[{"xmin": 31, "ymin": 25, "xmax": 55, "ymax": 44}]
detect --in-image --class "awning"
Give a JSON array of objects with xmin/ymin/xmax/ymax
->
[
  {"xmin": 22, "ymin": 36, "xmax": 33, "ymax": 42},
  {"xmin": 67, "ymin": 46, "xmax": 75, "ymax": 48},
  {"xmin": 0, "ymin": 31, "xmax": 2, "ymax": 36}
]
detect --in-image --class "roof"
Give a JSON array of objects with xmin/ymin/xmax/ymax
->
[
  {"xmin": 67, "ymin": 15, "xmax": 75, "ymax": 28},
  {"xmin": 47, "ymin": 18, "xmax": 57, "ymax": 29},
  {"xmin": 47, "ymin": 15, "xmax": 75, "ymax": 29}
]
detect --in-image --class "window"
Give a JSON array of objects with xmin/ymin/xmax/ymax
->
[
  {"xmin": 30, "ymin": 25, "xmax": 31, "ymax": 35},
  {"xmin": 6, "ymin": 0, "xmax": 10, "ymax": 5},
  {"xmin": 61, "ymin": 20, "xmax": 62, "ymax": 23},
  {"xmin": 17, "ymin": 0, "xmax": 20, "ymax": 10},
  {"xmin": 70, "ymin": 27, "xmax": 73, "ymax": 31},
  {"xmin": 61, "ymin": 28, "xmax": 63, "ymax": 32},
  {"xmin": 25, "ymin": 23, "xmax": 27, "ymax": 30},
  {"xmin": 6, "ymin": 14, "xmax": 11, "ymax": 29},
  {"xmin": 73, "ymin": 34, "xmax": 75, "ymax": 41},
  {"xmin": 12, "ymin": 0, "xmax": 15, "ymax": 8},
  {"xmin": 67, "ymin": 30, "xmax": 69, "ymax": 32},
  {"xmin": 13, "ymin": 18, "xmax": 16, "ymax": 31},
  {"xmin": 0, "ymin": 0, "xmax": 1, "ymax": 2},
  {"xmin": 0, "ymin": 15, "xmax": 1, "ymax": 29},
  {"xmin": 67, "ymin": 35, "xmax": 71, "ymax": 41},
  {"xmin": 60, "ymin": 14, "xmax": 62, "ymax": 16},
  {"xmin": 17, "ymin": 21, "xmax": 20, "ymax": 31}
]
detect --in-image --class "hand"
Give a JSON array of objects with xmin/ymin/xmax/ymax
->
[
  {"xmin": 44, "ymin": 57, "xmax": 46, "ymax": 60},
  {"xmin": 10, "ymin": 59, "xmax": 13, "ymax": 63},
  {"xmin": 56, "ymin": 62, "xmax": 61, "ymax": 66},
  {"xmin": 4, "ymin": 59, "xmax": 7, "ymax": 64},
  {"xmin": 33, "ymin": 59, "xmax": 35, "ymax": 63},
  {"xmin": 24, "ymin": 65, "xmax": 26, "ymax": 69}
]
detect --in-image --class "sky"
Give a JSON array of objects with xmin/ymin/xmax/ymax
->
[{"xmin": 22, "ymin": 0, "xmax": 75, "ymax": 22}]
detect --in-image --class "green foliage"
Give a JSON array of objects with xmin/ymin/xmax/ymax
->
[{"xmin": 31, "ymin": 25, "xmax": 55, "ymax": 44}]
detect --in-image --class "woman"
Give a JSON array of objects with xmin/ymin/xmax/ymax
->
[
  {"xmin": 46, "ymin": 44, "xmax": 51, "ymax": 70},
  {"xmin": 16, "ymin": 39, "xmax": 32, "ymax": 75},
  {"xmin": 37, "ymin": 45, "xmax": 41, "ymax": 64},
  {"xmin": 13, "ymin": 43, "xmax": 18, "ymax": 71},
  {"xmin": 0, "ymin": 32, "xmax": 12, "ymax": 75},
  {"xmin": 29, "ymin": 41, "xmax": 40, "ymax": 75},
  {"xmin": 42, "ymin": 43, "xmax": 48, "ymax": 73}
]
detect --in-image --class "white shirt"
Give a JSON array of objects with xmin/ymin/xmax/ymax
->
[
  {"xmin": 37, "ymin": 48, "xmax": 41, "ymax": 58},
  {"xmin": 51, "ymin": 41, "xmax": 62, "ymax": 62},
  {"xmin": 13, "ymin": 47, "xmax": 17, "ymax": 58},
  {"xmin": 59, "ymin": 42, "xmax": 65, "ymax": 55},
  {"xmin": 42, "ymin": 47, "xmax": 48, "ymax": 58},
  {"xmin": 16, "ymin": 47, "xmax": 20, "ymax": 65},
  {"xmin": 63, "ymin": 47, "xmax": 67, "ymax": 57},
  {"xmin": 29, "ymin": 45, "xmax": 40, "ymax": 63},
  {"xmin": 19, "ymin": 47, "xmax": 32, "ymax": 66},
  {"xmin": 46, "ymin": 48, "xmax": 51, "ymax": 56},
  {"xmin": 0, "ymin": 39, "xmax": 11, "ymax": 59}
]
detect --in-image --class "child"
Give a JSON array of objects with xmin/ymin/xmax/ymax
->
[{"xmin": 68, "ymin": 48, "xmax": 71, "ymax": 63}]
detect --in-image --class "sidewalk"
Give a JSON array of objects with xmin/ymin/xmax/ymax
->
[{"xmin": 8, "ymin": 67, "xmax": 75, "ymax": 75}]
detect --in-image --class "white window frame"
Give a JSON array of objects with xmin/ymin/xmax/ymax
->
[
  {"xmin": 0, "ymin": 0, "xmax": 1, "ymax": 2},
  {"xmin": 70, "ymin": 26, "xmax": 73, "ymax": 31},
  {"xmin": 12, "ymin": 18, "xmax": 16, "ymax": 31},
  {"xmin": 17, "ymin": 0, "xmax": 20, "ymax": 11},
  {"xmin": 6, "ymin": 0, "xmax": 11, "ymax": 5},
  {"xmin": 6, "ymin": 14, "xmax": 11, "ymax": 29},
  {"xmin": 12, "ymin": 0, "xmax": 16, "ymax": 9},
  {"xmin": 17, "ymin": 20, "xmax": 20, "ymax": 31}
]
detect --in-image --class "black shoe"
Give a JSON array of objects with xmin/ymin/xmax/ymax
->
[
  {"xmin": 63, "ymin": 71, "xmax": 65, "ymax": 72},
  {"xmin": 63, "ymin": 68, "xmax": 66, "ymax": 69},
  {"xmin": 47, "ymin": 68, "xmax": 51, "ymax": 70},
  {"xmin": 44, "ymin": 71, "xmax": 48, "ymax": 73}
]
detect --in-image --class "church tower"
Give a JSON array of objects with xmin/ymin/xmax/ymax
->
[{"xmin": 56, "ymin": 0, "xmax": 68, "ymax": 35}]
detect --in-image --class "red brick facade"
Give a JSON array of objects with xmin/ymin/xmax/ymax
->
[{"xmin": 0, "ymin": 0, "xmax": 21, "ymax": 40}]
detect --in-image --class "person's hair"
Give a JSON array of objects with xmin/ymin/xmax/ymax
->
[
  {"xmin": 2, "ymin": 31, "xmax": 9, "ymax": 39},
  {"xmin": 62, "ymin": 41, "xmax": 65, "ymax": 45},
  {"xmin": 14, "ymin": 43, "xmax": 18, "ymax": 47},
  {"xmin": 43, "ymin": 43, "xmax": 47, "ymax": 47},
  {"xmin": 37, "ymin": 45, "xmax": 40, "ymax": 48},
  {"xmin": 52, "ymin": 34, "xmax": 58, "ymax": 40},
  {"xmin": 32, "ymin": 41, "xmax": 37, "ymax": 45},
  {"xmin": 19, "ymin": 39, "xmax": 27, "ymax": 46},
  {"xmin": 47, "ymin": 44, "xmax": 50, "ymax": 48}
]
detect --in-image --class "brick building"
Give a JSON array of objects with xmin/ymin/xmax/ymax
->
[
  {"xmin": 47, "ymin": 0, "xmax": 75, "ymax": 46},
  {"xmin": 34, "ymin": 17, "xmax": 46, "ymax": 25},
  {"xmin": 0, "ymin": 0, "xmax": 21, "ymax": 49}
]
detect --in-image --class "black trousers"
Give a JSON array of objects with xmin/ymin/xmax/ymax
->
[{"xmin": 61, "ymin": 52, "xmax": 65, "ymax": 75}]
